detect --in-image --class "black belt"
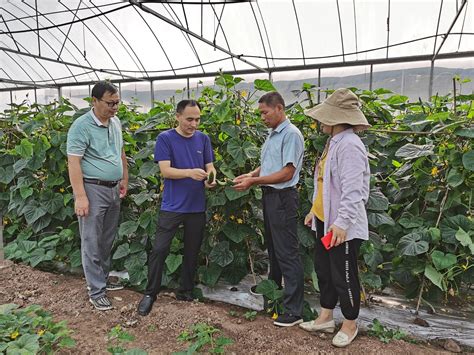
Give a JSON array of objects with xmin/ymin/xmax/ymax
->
[
  {"xmin": 83, "ymin": 178, "xmax": 120, "ymax": 187},
  {"xmin": 261, "ymin": 186, "xmax": 296, "ymax": 194}
]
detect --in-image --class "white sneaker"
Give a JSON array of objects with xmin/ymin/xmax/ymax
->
[
  {"xmin": 332, "ymin": 327, "xmax": 358, "ymax": 347},
  {"xmin": 299, "ymin": 319, "xmax": 336, "ymax": 333}
]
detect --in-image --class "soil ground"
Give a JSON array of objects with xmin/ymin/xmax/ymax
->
[{"xmin": 0, "ymin": 260, "xmax": 461, "ymax": 354}]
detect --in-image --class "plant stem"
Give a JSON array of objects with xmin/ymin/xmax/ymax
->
[
  {"xmin": 436, "ymin": 187, "xmax": 450, "ymax": 228},
  {"xmin": 415, "ymin": 277, "xmax": 425, "ymax": 315}
]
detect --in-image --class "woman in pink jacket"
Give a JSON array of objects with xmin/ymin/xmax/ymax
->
[{"xmin": 300, "ymin": 88, "xmax": 371, "ymax": 348}]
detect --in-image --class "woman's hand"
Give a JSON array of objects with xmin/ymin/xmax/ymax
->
[
  {"xmin": 328, "ymin": 224, "xmax": 347, "ymax": 247},
  {"xmin": 304, "ymin": 212, "xmax": 314, "ymax": 227}
]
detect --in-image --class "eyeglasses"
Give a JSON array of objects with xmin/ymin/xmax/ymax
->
[{"xmin": 99, "ymin": 99, "xmax": 120, "ymax": 108}]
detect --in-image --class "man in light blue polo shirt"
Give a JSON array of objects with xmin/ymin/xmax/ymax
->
[
  {"xmin": 233, "ymin": 91, "xmax": 304, "ymax": 327},
  {"xmin": 67, "ymin": 81, "xmax": 128, "ymax": 311}
]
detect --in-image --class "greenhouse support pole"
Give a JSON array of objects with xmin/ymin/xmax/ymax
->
[
  {"xmin": 428, "ymin": 60, "xmax": 435, "ymax": 99},
  {"xmin": 58, "ymin": 87, "xmax": 62, "ymax": 101},
  {"xmin": 9, "ymin": 90, "xmax": 13, "ymax": 106},
  {"xmin": 187, "ymin": 78, "xmax": 190, "ymax": 99},
  {"xmin": 369, "ymin": 64, "xmax": 373, "ymax": 91},
  {"xmin": 150, "ymin": 81, "xmax": 154, "ymax": 108},
  {"xmin": 317, "ymin": 69, "xmax": 321, "ymax": 104},
  {"xmin": 34, "ymin": 88, "xmax": 37, "ymax": 105}
]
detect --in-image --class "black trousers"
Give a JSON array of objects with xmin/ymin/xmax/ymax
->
[
  {"xmin": 145, "ymin": 210, "xmax": 206, "ymax": 298},
  {"xmin": 263, "ymin": 187, "xmax": 304, "ymax": 316},
  {"xmin": 314, "ymin": 218, "xmax": 362, "ymax": 320}
]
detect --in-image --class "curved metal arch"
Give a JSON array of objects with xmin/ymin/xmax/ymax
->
[
  {"xmin": 162, "ymin": 2, "xmax": 205, "ymax": 73},
  {"xmin": 58, "ymin": 1, "xmax": 125, "ymax": 80},
  {"xmin": 0, "ymin": 44, "xmax": 38, "ymax": 86},
  {"xmin": 131, "ymin": 6, "xmax": 176, "ymax": 75},
  {"xmin": 0, "ymin": 8, "xmax": 59, "ymax": 84},
  {"xmin": 1, "ymin": 3, "xmax": 133, "ymax": 35},
  {"xmin": 89, "ymin": 0, "xmax": 149, "ymax": 78},
  {"xmin": 209, "ymin": 3, "xmax": 237, "ymax": 71},
  {"xmin": 457, "ymin": 0, "xmax": 468, "ymax": 50},
  {"xmin": 0, "ymin": 67, "xmax": 19, "ymax": 89},
  {"xmin": 291, "ymin": 0, "xmax": 305, "ymax": 65},
  {"xmin": 248, "ymin": 2, "xmax": 269, "ymax": 69},
  {"xmin": 0, "ymin": 2, "xmax": 125, "ymax": 24},
  {"xmin": 255, "ymin": 1, "xmax": 275, "ymax": 68},
  {"xmin": 8, "ymin": 2, "xmax": 86, "ymax": 83},
  {"xmin": 20, "ymin": 1, "xmax": 100, "ymax": 82}
]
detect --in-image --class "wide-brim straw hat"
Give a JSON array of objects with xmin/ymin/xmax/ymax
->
[{"xmin": 304, "ymin": 88, "xmax": 371, "ymax": 132}]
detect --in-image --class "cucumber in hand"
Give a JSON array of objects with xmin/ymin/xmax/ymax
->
[{"xmin": 207, "ymin": 171, "xmax": 215, "ymax": 183}]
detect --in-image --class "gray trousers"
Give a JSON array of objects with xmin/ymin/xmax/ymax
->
[{"xmin": 78, "ymin": 183, "xmax": 121, "ymax": 299}]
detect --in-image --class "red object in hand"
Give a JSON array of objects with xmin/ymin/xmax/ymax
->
[{"xmin": 321, "ymin": 230, "xmax": 333, "ymax": 250}]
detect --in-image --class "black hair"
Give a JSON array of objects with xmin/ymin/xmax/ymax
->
[
  {"xmin": 91, "ymin": 81, "xmax": 118, "ymax": 100},
  {"xmin": 258, "ymin": 91, "xmax": 285, "ymax": 108},
  {"xmin": 176, "ymin": 99, "xmax": 201, "ymax": 114}
]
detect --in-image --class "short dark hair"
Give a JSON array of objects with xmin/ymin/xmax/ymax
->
[
  {"xmin": 258, "ymin": 91, "xmax": 285, "ymax": 108},
  {"xmin": 176, "ymin": 99, "xmax": 201, "ymax": 114},
  {"xmin": 91, "ymin": 81, "xmax": 118, "ymax": 100}
]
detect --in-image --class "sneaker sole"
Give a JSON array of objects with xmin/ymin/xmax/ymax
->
[
  {"xmin": 106, "ymin": 286, "xmax": 124, "ymax": 291},
  {"xmin": 273, "ymin": 319, "xmax": 303, "ymax": 327},
  {"xmin": 89, "ymin": 298, "xmax": 112, "ymax": 311}
]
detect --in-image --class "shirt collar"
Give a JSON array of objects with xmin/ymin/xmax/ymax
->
[
  {"xmin": 330, "ymin": 128, "xmax": 354, "ymax": 144},
  {"xmin": 90, "ymin": 109, "xmax": 108, "ymax": 127},
  {"xmin": 271, "ymin": 118, "xmax": 290, "ymax": 134}
]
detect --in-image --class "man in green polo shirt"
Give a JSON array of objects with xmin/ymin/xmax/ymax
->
[{"xmin": 67, "ymin": 81, "xmax": 128, "ymax": 311}]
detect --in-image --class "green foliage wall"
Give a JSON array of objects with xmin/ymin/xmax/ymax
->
[{"xmin": 1, "ymin": 74, "xmax": 473, "ymax": 303}]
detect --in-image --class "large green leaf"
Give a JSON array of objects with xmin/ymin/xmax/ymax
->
[
  {"xmin": 297, "ymin": 223, "xmax": 315, "ymax": 248},
  {"xmin": 395, "ymin": 143, "xmax": 434, "ymax": 160},
  {"xmin": 119, "ymin": 221, "xmax": 139, "ymax": 237},
  {"xmin": 224, "ymin": 186, "xmax": 249, "ymax": 201},
  {"xmin": 367, "ymin": 190, "xmax": 389, "ymax": 211},
  {"xmin": 424, "ymin": 265, "xmax": 446, "ymax": 291},
  {"xmin": 397, "ymin": 232, "xmax": 429, "ymax": 256},
  {"xmin": 209, "ymin": 241, "xmax": 234, "ymax": 267},
  {"xmin": 455, "ymin": 228, "xmax": 474, "ymax": 254},
  {"xmin": 360, "ymin": 272, "xmax": 382, "ymax": 290},
  {"xmin": 447, "ymin": 168, "xmax": 464, "ymax": 187},
  {"xmin": 43, "ymin": 192, "xmax": 64, "ymax": 214},
  {"xmin": 462, "ymin": 150, "xmax": 474, "ymax": 171},
  {"xmin": 254, "ymin": 79, "xmax": 276, "ymax": 92},
  {"xmin": 113, "ymin": 243, "xmax": 130, "ymax": 260},
  {"xmin": 139, "ymin": 161, "xmax": 160, "ymax": 178},
  {"xmin": 207, "ymin": 192, "xmax": 227, "ymax": 207},
  {"xmin": 368, "ymin": 212, "xmax": 395, "ymax": 227},
  {"xmin": 22, "ymin": 203, "xmax": 47, "ymax": 225},
  {"xmin": 440, "ymin": 215, "xmax": 473, "ymax": 244},
  {"xmin": 198, "ymin": 263, "xmax": 222, "ymax": 287},
  {"xmin": 165, "ymin": 254, "xmax": 183, "ymax": 273},
  {"xmin": 69, "ymin": 249, "xmax": 82, "ymax": 268},
  {"xmin": 431, "ymin": 250, "xmax": 457, "ymax": 270},
  {"xmin": 0, "ymin": 166, "xmax": 15, "ymax": 184},
  {"xmin": 222, "ymin": 224, "xmax": 252, "ymax": 243},
  {"xmin": 454, "ymin": 127, "xmax": 474, "ymax": 138},
  {"xmin": 255, "ymin": 279, "xmax": 283, "ymax": 301},
  {"xmin": 7, "ymin": 334, "xmax": 40, "ymax": 353},
  {"xmin": 15, "ymin": 138, "xmax": 34, "ymax": 158}
]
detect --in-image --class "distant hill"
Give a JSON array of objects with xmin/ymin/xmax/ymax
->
[{"xmin": 21, "ymin": 66, "xmax": 473, "ymax": 112}]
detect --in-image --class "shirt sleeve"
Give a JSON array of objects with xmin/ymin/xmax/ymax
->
[
  {"xmin": 282, "ymin": 131, "xmax": 304, "ymax": 168},
  {"xmin": 203, "ymin": 134, "xmax": 214, "ymax": 165},
  {"xmin": 333, "ymin": 140, "xmax": 369, "ymax": 231},
  {"xmin": 66, "ymin": 121, "xmax": 89, "ymax": 156},
  {"xmin": 154, "ymin": 133, "xmax": 171, "ymax": 162}
]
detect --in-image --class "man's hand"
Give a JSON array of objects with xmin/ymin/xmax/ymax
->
[
  {"xmin": 205, "ymin": 170, "xmax": 217, "ymax": 188},
  {"xmin": 75, "ymin": 195, "xmax": 89, "ymax": 217},
  {"xmin": 329, "ymin": 224, "xmax": 347, "ymax": 247},
  {"xmin": 188, "ymin": 168, "xmax": 208, "ymax": 181},
  {"xmin": 233, "ymin": 173, "xmax": 252, "ymax": 184},
  {"xmin": 304, "ymin": 212, "xmax": 314, "ymax": 227},
  {"xmin": 232, "ymin": 176, "xmax": 254, "ymax": 191},
  {"xmin": 119, "ymin": 180, "xmax": 128, "ymax": 198}
]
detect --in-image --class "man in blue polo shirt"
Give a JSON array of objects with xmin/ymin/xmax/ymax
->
[
  {"xmin": 67, "ymin": 81, "xmax": 128, "ymax": 311},
  {"xmin": 138, "ymin": 99, "xmax": 216, "ymax": 316},
  {"xmin": 233, "ymin": 91, "xmax": 305, "ymax": 327}
]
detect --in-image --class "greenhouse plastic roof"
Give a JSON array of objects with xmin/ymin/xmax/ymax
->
[{"xmin": 0, "ymin": 0, "xmax": 473, "ymax": 89}]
